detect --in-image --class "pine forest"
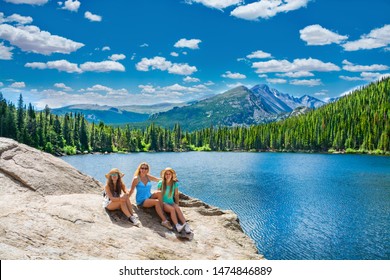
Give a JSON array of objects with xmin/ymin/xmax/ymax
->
[{"xmin": 0, "ymin": 78, "xmax": 389, "ymax": 155}]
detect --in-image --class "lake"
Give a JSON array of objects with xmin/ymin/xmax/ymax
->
[{"xmin": 62, "ymin": 152, "xmax": 390, "ymax": 260}]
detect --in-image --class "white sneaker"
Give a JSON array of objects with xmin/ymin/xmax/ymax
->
[
  {"xmin": 129, "ymin": 215, "xmax": 139, "ymax": 225},
  {"xmin": 184, "ymin": 223, "xmax": 191, "ymax": 234},
  {"xmin": 176, "ymin": 223, "xmax": 184, "ymax": 233}
]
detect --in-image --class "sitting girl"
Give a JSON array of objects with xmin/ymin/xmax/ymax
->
[
  {"xmin": 158, "ymin": 167, "xmax": 192, "ymax": 233},
  {"xmin": 129, "ymin": 162, "xmax": 173, "ymax": 230},
  {"xmin": 103, "ymin": 168, "xmax": 139, "ymax": 225}
]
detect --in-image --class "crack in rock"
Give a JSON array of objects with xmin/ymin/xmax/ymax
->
[{"xmin": 0, "ymin": 167, "xmax": 38, "ymax": 193}]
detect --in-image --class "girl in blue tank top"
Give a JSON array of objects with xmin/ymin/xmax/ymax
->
[{"xmin": 129, "ymin": 162, "xmax": 173, "ymax": 230}]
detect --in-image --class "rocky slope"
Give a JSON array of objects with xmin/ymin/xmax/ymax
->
[{"xmin": 0, "ymin": 137, "xmax": 263, "ymax": 260}]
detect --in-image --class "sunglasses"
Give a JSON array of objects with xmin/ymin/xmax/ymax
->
[
  {"xmin": 110, "ymin": 173, "xmax": 118, "ymax": 177},
  {"xmin": 140, "ymin": 167, "xmax": 149, "ymax": 170}
]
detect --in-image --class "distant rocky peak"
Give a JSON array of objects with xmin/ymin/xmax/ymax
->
[
  {"xmin": 230, "ymin": 85, "xmax": 250, "ymax": 92},
  {"xmin": 299, "ymin": 95, "xmax": 315, "ymax": 101},
  {"xmin": 251, "ymin": 84, "xmax": 284, "ymax": 98},
  {"xmin": 298, "ymin": 95, "xmax": 326, "ymax": 108},
  {"xmin": 251, "ymin": 84, "xmax": 270, "ymax": 92}
]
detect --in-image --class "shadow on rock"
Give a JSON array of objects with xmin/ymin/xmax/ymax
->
[
  {"xmin": 104, "ymin": 208, "xmax": 136, "ymax": 229},
  {"xmin": 133, "ymin": 206, "xmax": 194, "ymax": 242}
]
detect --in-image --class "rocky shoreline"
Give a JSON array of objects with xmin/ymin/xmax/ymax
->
[{"xmin": 0, "ymin": 137, "xmax": 263, "ymax": 260}]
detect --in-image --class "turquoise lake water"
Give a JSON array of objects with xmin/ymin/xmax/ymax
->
[{"xmin": 62, "ymin": 152, "xmax": 390, "ymax": 260}]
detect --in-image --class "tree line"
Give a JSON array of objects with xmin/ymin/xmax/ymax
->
[{"xmin": 0, "ymin": 77, "xmax": 389, "ymax": 155}]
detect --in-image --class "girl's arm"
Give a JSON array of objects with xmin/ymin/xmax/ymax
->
[
  {"xmin": 174, "ymin": 186, "xmax": 180, "ymax": 205},
  {"xmin": 121, "ymin": 183, "xmax": 128, "ymax": 195},
  {"xmin": 105, "ymin": 185, "xmax": 120, "ymax": 202},
  {"xmin": 128, "ymin": 177, "xmax": 137, "ymax": 197},
  {"xmin": 147, "ymin": 174, "xmax": 161, "ymax": 182}
]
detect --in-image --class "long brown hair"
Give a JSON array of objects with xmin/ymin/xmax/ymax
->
[
  {"xmin": 107, "ymin": 176, "xmax": 123, "ymax": 197},
  {"xmin": 161, "ymin": 169, "xmax": 177, "ymax": 198}
]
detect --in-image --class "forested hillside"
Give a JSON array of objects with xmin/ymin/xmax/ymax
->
[{"xmin": 0, "ymin": 77, "xmax": 388, "ymax": 155}]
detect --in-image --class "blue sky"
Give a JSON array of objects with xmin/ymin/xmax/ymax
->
[{"xmin": 0, "ymin": 0, "xmax": 389, "ymax": 109}]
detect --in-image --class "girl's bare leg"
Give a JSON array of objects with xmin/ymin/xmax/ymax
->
[
  {"xmin": 142, "ymin": 198, "xmax": 166, "ymax": 222},
  {"xmin": 163, "ymin": 204, "xmax": 178, "ymax": 225},
  {"xmin": 173, "ymin": 204, "xmax": 186, "ymax": 224}
]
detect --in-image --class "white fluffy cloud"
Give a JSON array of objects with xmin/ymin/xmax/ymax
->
[
  {"xmin": 136, "ymin": 56, "xmax": 197, "ymax": 75},
  {"xmin": 183, "ymin": 76, "xmax": 200, "ymax": 83},
  {"xmin": 11, "ymin": 81, "xmax": 26, "ymax": 88},
  {"xmin": 0, "ymin": 42, "xmax": 14, "ymax": 60},
  {"xmin": 277, "ymin": 71, "xmax": 314, "ymax": 78},
  {"xmin": 0, "ymin": 24, "xmax": 84, "ymax": 55},
  {"xmin": 290, "ymin": 79, "xmax": 322, "ymax": 87},
  {"xmin": 299, "ymin": 24, "xmax": 390, "ymax": 51},
  {"xmin": 252, "ymin": 58, "xmax": 340, "ymax": 73},
  {"xmin": 24, "ymin": 62, "xmax": 47, "ymax": 70},
  {"xmin": 266, "ymin": 78, "xmax": 287, "ymax": 84},
  {"xmin": 48, "ymin": 60, "xmax": 82, "ymax": 73},
  {"xmin": 85, "ymin": 11, "xmax": 102, "ymax": 22},
  {"xmin": 108, "ymin": 54, "xmax": 126, "ymax": 61},
  {"xmin": 25, "ymin": 60, "xmax": 82, "ymax": 73},
  {"xmin": 339, "ymin": 76, "xmax": 366, "ymax": 81},
  {"xmin": 54, "ymin": 83, "xmax": 72, "ymax": 91},
  {"xmin": 80, "ymin": 61, "xmax": 125, "ymax": 72},
  {"xmin": 342, "ymin": 60, "xmax": 389, "ymax": 72},
  {"xmin": 185, "ymin": 0, "xmax": 242, "ymax": 9},
  {"xmin": 31, "ymin": 88, "xmax": 135, "ymax": 109},
  {"xmin": 85, "ymin": 84, "xmax": 113, "ymax": 92},
  {"xmin": 164, "ymin": 84, "xmax": 189, "ymax": 92},
  {"xmin": 221, "ymin": 71, "xmax": 246, "ymax": 79},
  {"xmin": 174, "ymin": 38, "xmax": 202, "ymax": 49},
  {"xmin": 342, "ymin": 25, "xmax": 390, "ymax": 51},
  {"xmin": 83, "ymin": 84, "xmax": 128, "ymax": 95},
  {"xmin": 340, "ymin": 72, "xmax": 390, "ymax": 82},
  {"xmin": 25, "ymin": 60, "xmax": 125, "ymax": 73},
  {"xmin": 231, "ymin": 0, "xmax": 310, "ymax": 21},
  {"xmin": 136, "ymin": 56, "xmax": 171, "ymax": 71},
  {"xmin": 62, "ymin": 0, "xmax": 81, "ymax": 12},
  {"xmin": 300, "ymin": 24, "xmax": 348, "ymax": 45},
  {"xmin": 138, "ymin": 82, "xmax": 211, "ymax": 101},
  {"xmin": 138, "ymin": 85, "xmax": 156, "ymax": 94},
  {"xmin": 7, "ymin": 81, "xmax": 213, "ymax": 109},
  {"xmin": 168, "ymin": 63, "xmax": 197, "ymax": 75},
  {"xmin": 1, "ymin": 13, "xmax": 33, "ymax": 25},
  {"xmin": 4, "ymin": 0, "xmax": 48, "ymax": 5},
  {"xmin": 246, "ymin": 50, "xmax": 272, "ymax": 59}
]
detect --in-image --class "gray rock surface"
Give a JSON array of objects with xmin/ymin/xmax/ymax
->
[{"xmin": 0, "ymin": 137, "xmax": 263, "ymax": 260}]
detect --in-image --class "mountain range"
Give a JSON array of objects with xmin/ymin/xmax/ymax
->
[
  {"xmin": 51, "ymin": 84, "xmax": 325, "ymax": 130},
  {"xmin": 148, "ymin": 84, "xmax": 325, "ymax": 130},
  {"xmin": 50, "ymin": 102, "xmax": 187, "ymax": 125}
]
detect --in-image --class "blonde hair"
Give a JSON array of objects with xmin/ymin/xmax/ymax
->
[{"xmin": 133, "ymin": 162, "xmax": 151, "ymax": 178}]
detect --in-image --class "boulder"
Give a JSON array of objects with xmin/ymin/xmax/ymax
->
[{"xmin": 0, "ymin": 137, "xmax": 263, "ymax": 260}]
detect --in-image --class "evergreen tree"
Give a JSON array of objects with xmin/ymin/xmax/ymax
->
[
  {"xmin": 79, "ymin": 116, "xmax": 89, "ymax": 151},
  {"xmin": 16, "ymin": 94, "xmax": 25, "ymax": 142}
]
